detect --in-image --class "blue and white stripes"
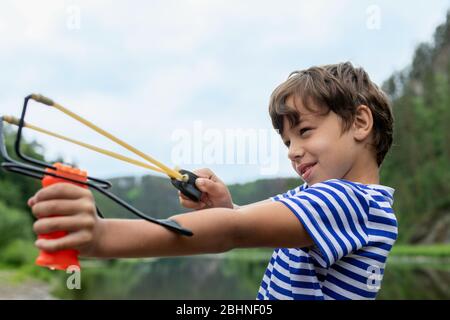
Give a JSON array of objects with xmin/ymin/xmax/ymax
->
[{"xmin": 258, "ymin": 179, "xmax": 397, "ymax": 300}]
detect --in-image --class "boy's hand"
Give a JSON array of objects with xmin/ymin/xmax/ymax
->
[
  {"xmin": 179, "ymin": 168, "xmax": 233, "ymax": 210},
  {"xmin": 28, "ymin": 183, "xmax": 102, "ymax": 256}
]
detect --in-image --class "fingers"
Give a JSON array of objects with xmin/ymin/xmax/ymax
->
[
  {"xmin": 178, "ymin": 191, "xmax": 213, "ymax": 209},
  {"xmin": 177, "ymin": 168, "xmax": 230, "ymax": 209},
  {"xmin": 33, "ymin": 215, "xmax": 96, "ymax": 235},
  {"xmin": 28, "ymin": 183, "xmax": 98, "ymax": 254},
  {"xmin": 178, "ymin": 192, "xmax": 206, "ymax": 209},
  {"xmin": 193, "ymin": 168, "xmax": 218, "ymax": 180},
  {"xmin": 28, "ymin": 183, "xmax": 92, "ymax": 205},
  {"xmin": 28, "ymin": 197, "xmax": 37, "ymax": 207},
  {"xmin": 178, "ymin": 190, "xmax": 189, "ymax": 200},
  {"xmin": 30, "ymin": 198, "xmax": 96, "ymax": 219},
  {"xmin": 195, "ymin": 178, "xmax": 223, "ymax": 195},
  {"xmin": 35, "ymin": 230, "xmax": 93, "ymax": 253}
]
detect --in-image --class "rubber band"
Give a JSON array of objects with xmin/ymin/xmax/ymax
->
[
  {"xmin": 2, "ymin": 116, "xmax": 167, "ymax": 175},
  {"xmin": 28, "ymin": 94, "xmax": 185, "ymax": 181}
]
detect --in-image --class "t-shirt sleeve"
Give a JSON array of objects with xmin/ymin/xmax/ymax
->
[
  {"xmin": 270, "ymin": 184, "xmax": 305, "ymax": 201},
  {"xmin": 273, "ymin": 180, "xmax": 370, "ymax": 268}
]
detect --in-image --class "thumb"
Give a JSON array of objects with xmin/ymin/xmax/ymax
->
[{"xmin": 195, "ymin": 178, "xmax": 222, "ymax": 195}]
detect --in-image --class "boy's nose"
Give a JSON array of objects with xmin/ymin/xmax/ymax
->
[{"xmin": 288, "ymin": 144, "xmax": 304, "ymax": 162}]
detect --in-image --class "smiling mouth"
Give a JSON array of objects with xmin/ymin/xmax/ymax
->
[{"xmin": 298, "ymin": 163, "xmax": 317, "ymax": 179}]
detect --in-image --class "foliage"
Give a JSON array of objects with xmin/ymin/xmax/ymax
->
[
  {"xmin": 381, "ymin": 11, "xmax": 450, "ymax": 242},
  {"xmin": 390, "ymin": 244, "xmax": 450, "ymax": 257}
]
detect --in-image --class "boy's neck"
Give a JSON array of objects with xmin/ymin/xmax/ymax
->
[{"xmin": 343, "ymin": 153, "xmax": 380, "ymax": 185}]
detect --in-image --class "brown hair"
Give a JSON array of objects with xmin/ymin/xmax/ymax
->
[{"xmin": 268, "ymin": 61, "xmax": 393, "ymax": 166}]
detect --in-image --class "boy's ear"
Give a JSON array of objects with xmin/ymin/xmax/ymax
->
[{"xmin": 352, "ymin": 105, "xmax": 373, "ymax": 142}]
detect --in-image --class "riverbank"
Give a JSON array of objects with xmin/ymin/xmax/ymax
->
[
  {"xmin": 1, "ymin": 244, "xmax": 448, "ymax": 300},
  {"xmin": 0, "ymin": 270, "xmax": 56, "ymax": 300}
]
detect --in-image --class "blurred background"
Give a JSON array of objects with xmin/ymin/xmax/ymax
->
[{"xmin": 0, "ymin": 0, "xmax": 449, "ymax": 299}]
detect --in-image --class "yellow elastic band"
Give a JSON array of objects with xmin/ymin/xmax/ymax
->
[
  {"xmin": 2, "ymin": 116, "xmax": 167, "ymax": 175},
  {"xmin": 29, "ymin": 94, "xmax": 184, "ymax": 181}
]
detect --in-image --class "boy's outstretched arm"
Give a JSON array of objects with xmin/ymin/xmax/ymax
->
[{"xmin": 29, "ymin": 183, "xmax": 313, "ymax": 259}]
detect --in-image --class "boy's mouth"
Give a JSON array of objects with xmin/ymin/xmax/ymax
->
[{"xmin": 297, "ymin": 162, "xmax": 317, "ymax": 180}]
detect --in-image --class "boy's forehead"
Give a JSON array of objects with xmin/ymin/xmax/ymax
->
[{"xmin": 285, "ymin": 94, "xmax": 318, "ymax": 120}]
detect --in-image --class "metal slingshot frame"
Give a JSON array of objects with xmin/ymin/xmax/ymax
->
[{"xmin": 0, "ymin": 94, "xmax": 204, "ymax": 237}]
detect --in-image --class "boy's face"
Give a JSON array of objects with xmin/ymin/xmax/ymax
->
[{"xmin": 281, "ymin": 94, "xmax": 358, "ymax": 186}]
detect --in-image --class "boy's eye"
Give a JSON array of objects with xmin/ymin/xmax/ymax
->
[
  {"xmin": 299, "ymin": 128, "xmax": 312, "ymax": 136},
  {"xmin": 284, "ymin": 140, "xmax": 290, "ymax": 147}
]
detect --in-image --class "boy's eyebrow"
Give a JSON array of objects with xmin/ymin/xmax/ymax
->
[{"xmin": 279, "ymin": 111, "xmax": 318, "ymax": 141}]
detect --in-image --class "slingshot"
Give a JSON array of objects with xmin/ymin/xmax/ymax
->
[{"xmin": 0, "ymin": 94, "xmax": 203, "ymax": 269}]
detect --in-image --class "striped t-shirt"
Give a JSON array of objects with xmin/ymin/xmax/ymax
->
[{"xmin": 257, "ymin": 178, "xmax": 397, "ymax": 300}]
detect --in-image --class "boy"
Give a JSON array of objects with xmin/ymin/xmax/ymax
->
[{"xmin": 28, "ymin": 62, "xmax": 397, "ymax": 300}]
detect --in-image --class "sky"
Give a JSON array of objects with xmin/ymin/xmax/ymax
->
[{"xmin": 0, "ymin": 0, "xmax": 449, "ymax": 184}]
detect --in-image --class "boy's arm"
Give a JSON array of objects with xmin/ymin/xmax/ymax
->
[
  {"xmin": 30, "ymin": 183, "xmax": 313, "ymax": 259},
  {"xmin": 93, "ymin": 201, "xmax": 313, "ymax": 258},
  {"xmin": 233, "ymin": 199, "xmax": 270, "ymax": 210}
]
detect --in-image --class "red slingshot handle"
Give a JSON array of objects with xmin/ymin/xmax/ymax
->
[{"xmin": 35, "ymin": 163, "xmax": 88, "ymax": 270}]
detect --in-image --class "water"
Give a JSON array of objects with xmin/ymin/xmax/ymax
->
[{"xmin": 52, "ymin": 255, "xmax": 450, "ymax": 300}]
